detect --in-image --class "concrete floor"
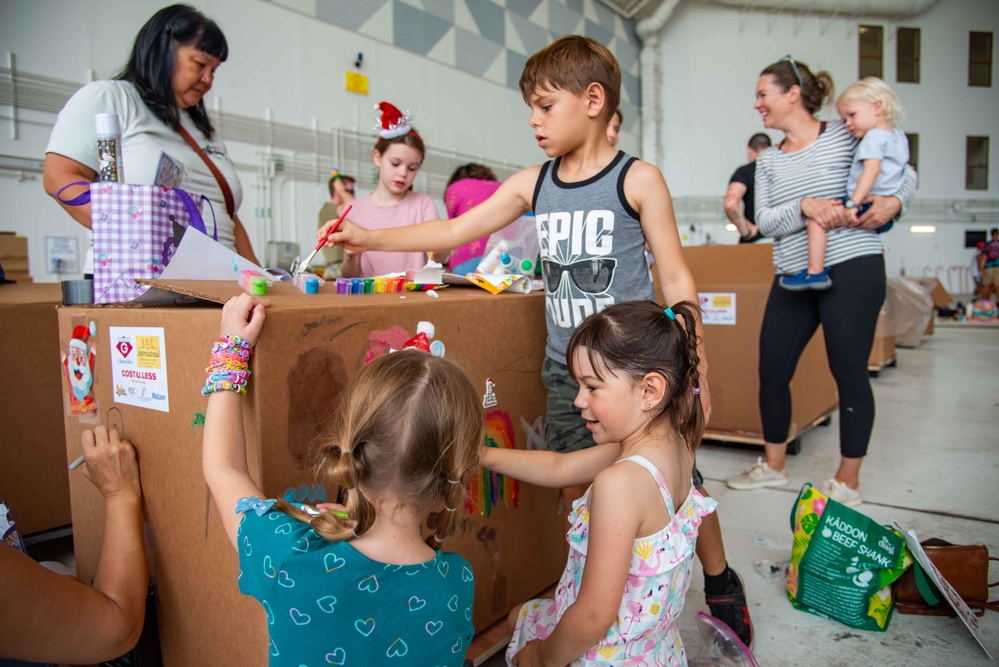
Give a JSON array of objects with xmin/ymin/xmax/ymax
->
[{"xmin": 481, "ymin": 326, "xmax": 999, "ymax": 666}]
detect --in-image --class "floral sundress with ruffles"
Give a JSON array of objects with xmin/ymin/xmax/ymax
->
[{"xmin": 506, "ymin": 455, "xmax": 717, "ymax": 666}]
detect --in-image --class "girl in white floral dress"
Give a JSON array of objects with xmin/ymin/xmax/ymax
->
[{"xmin": 480, "ymin": 300, "xmax": 717, "ymax": 667}]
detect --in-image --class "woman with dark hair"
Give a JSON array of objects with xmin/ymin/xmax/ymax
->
[
  {"xmin": 725, "ymin": 56, "xmax": 916, "ymax": 506},
  {"xmin": 43, "ymin": 4, "xmax": 259, "ymax": 267}
]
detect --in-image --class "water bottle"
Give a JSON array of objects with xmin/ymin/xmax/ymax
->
[{"xmin": 95, "ymin": 113, "xmax": 124, "ymax": 183}]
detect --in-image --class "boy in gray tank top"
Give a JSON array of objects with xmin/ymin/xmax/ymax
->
[{"xmin": 320, "ymin": 35, "xmax": 755, "ymax": 650}]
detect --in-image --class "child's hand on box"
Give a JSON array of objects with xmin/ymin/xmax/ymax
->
[{"xmin": 221, "ymin": 293, "xmax": 269, "ymax": 347}]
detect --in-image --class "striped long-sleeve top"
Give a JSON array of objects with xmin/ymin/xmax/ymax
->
[{"xmin": 754, "ymin": 121, "xmax": 917, "ymax": 275}]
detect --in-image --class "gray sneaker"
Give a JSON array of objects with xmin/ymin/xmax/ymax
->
[
  {"xmin": 823, "ymin": 478, "xmax": 863, "ymax": 507},
  {"xmin": 726, "ymin": 457, "xmax": 789, "ymax": 490}
]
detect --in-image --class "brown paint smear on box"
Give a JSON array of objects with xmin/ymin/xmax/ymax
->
[{"xmin": 286, "ymin": 347, "xmax": 348, "ymax": 467}]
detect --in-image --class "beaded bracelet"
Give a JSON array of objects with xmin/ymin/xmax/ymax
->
[{"xmin": 202, "ymin": 334, "xmax": 254, "ymax": 396}]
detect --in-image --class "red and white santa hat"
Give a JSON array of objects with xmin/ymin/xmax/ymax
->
[
  {"xmin": 374, "ymin": 101, "xmax": 413, "ymax": 139},
  {"xmin": 69, "ymin": 322, "xmax": 97, "ymax": 352},
  {"xmin": 401, "ymin": 321, "xmax": 435, "ymax": 353}
]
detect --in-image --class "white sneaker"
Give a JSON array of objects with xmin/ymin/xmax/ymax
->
[
  {"xmin": 726, "ymin": 458, "xmax": 790, "ymax": 490},
  {"xmin": 823, "ymin": 478, "xmax": 863, "ymax": 507}
]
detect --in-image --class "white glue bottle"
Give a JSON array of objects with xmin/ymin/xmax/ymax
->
[
  {"xmin": 476, "ymin": 240, "xmax": 508, "ymax": 274},
  {"xmin": 95, "ymin": 113, "xmax": 124, "ymax": 183}
]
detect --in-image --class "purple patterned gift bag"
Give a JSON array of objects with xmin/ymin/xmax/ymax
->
[{"xmin": 58, "ymin": 182, "xmax": 216, "ymax": 304}]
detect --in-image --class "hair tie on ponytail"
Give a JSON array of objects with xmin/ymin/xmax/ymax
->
[
  {"xmin": 664, "ymin": 307, "xmax": 676, "ymax": 321},
  {"xmin": 694, "ymin": 388, "xmax": 700, "ymax": 394}
]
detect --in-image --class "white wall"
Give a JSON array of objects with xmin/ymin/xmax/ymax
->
[
  {"xmin": 2, "ymin": 0, "xmax": 625, "ymax": 281},
  {"xmin": 652, "ymin": 0, "xmax": 999, "ymax": 293}
]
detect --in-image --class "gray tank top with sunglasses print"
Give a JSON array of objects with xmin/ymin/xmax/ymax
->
[{"xmin": 533, "ymin": 151, "xmax": 653, "ymax": 364}]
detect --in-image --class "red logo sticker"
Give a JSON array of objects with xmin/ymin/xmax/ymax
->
[{"xmin": 116, "ymin": 341, "xmax": 133, "ymax": 358}]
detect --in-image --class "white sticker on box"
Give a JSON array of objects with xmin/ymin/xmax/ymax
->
[
  {"xmin": 109, "ymin": 327, "xmax": 169, "ymax": 412},
  {"xmin": 699, "ymin": 292, "xmax": 737, "ymax": 325}
]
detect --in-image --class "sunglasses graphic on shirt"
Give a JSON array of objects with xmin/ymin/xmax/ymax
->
[{"xmin": 542, "ymin": 258, "xmax": 617, "ymax": 294}]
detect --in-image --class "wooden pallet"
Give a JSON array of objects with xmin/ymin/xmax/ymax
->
[
  {"xmin": 701, "ymin": 409, "xmax": 836, "ymax": 456},
  {"xmin": 868, "ymin": 354, "xmax": 897, "ymax": 376}
]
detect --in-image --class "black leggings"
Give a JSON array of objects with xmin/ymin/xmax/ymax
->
[{"xmin": 759, "ymin": 254, "xmax": 885, "ymax": 458}]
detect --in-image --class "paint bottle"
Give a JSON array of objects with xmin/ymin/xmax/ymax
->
[
  {"xmin": 498, "ymin": 252, "xmax": 516, "ymax": 274},
  {"xmin": 518, "ymin": 258, "xmax": 535, "ymax": 275},
  {"xmin": 250, "ymin": 277, "xmax": 268, "ymax": 296},
  {"xmin": 95, "ymin": 113, "xmax": 124, "ymax": 183},
  {"xmin": 336, "ymin": 277, "xmax": 350, "ymax": 295}
]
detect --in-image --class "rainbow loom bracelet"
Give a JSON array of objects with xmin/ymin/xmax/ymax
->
[{"xmin": 202, "ymin": 335, "xmax": 254, "ymax": 396}]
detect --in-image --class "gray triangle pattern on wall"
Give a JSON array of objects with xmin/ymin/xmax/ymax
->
[{"xmin": 268, "ymin": 0, "xmax": 641, "ymax": 132}]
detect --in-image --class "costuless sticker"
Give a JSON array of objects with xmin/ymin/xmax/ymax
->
[
  {"xmin": 698, "ymin": 292, "xmax": 737, "ymax": 325},
  {"xmin": 110, "ymin": 327, "xmax": 169, "ymax": 412}
]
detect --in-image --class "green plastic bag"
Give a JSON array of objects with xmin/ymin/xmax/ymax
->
[{"xmin": 787, "ymin": 483, "xmax": 913, "ymax": 631}]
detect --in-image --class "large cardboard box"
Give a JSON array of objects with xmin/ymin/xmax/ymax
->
[
  {"xmin": 0, "ymin": 283, "xmax": 71, "ymax": 534},
  {"xmin": 668, "ymin": 244, "xmax": 838, "ymax": 440},
  {"xmin": 59, "ymin": 281, "xmax": 564, "ymax": 666},
  {"xmin": 0, "ymin": 232, "xmax": 32, "ymax": 283},
  {"xmin": 868, "ymin": 308, "xmax": 896, "ymax": 374}
]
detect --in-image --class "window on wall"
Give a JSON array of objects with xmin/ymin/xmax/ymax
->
[
  {"xmin": 966, "ymin": 136, "xmax": 989, "ymax": 190},
  {"xmin": 906, "ymin": 133, "xmax": 919, "ymax": 175},
  {"xmin": 897, "ymin": 28, "xmax": 920, "ymax": 83},
  {"xmin": 969, "ymin": 32, "xmax": 993, "ymax": 87},
  {"xmin": 859, "ymin": 25, "xmax": 884, "ymax": 79}
]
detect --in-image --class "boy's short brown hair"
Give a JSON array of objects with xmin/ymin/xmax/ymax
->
[{"xmin": 519, "ymin": 35, "xmax": 621, "ymax": 123}]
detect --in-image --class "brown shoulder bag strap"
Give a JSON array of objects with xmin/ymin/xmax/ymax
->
[{"xmin": 177, "ymin": 124, "xmax": 235, "ymax": 219}]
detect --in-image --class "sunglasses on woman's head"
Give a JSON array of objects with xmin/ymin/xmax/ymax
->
[{"xmin": 778, "ymin": 55, "xmax": 803, "ymax": 87}]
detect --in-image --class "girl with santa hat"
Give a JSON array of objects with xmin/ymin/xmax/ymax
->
[{"xmin": 332, "ymin": 102, "xmax": 448, "ymax": 278}]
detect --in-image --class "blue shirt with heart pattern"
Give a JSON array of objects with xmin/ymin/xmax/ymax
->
[{"xmin": 237, "ymin": 505, "xmax": 475, "ymax": 666}]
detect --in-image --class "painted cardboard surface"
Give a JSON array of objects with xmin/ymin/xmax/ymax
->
[
  {"xmin": 666, "ymin": 244, "xmax": 838, "ymax": 436},
  {"xmin": 59, "ymin": 285, "xmax": 563, "ymax": 665},
  {"xmin": 0, "ymin": 283, "xmax": 71, "ymax": 534}
]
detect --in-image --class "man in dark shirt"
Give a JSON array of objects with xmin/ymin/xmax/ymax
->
[{"xmin": 724, "ymin": 133, "xmax": 771, "ymax": 243}]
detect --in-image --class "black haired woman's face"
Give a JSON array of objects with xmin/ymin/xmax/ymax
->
[{"xmin": 172, "ymin": 44, "xmax": 221, "ymax": 110}]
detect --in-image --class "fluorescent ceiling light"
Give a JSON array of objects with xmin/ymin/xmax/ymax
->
[
  {"xmin": 725, "ymin": 223, "xmax": 737, "ymax": 232},
  {"xmin": 909, "ymin": 225, "xmax": 936, "ymax": 233}
]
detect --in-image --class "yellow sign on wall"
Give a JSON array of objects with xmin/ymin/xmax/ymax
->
[{"xmin": 346, "ymin": 71, "xmax": 368, "ymax": 96}]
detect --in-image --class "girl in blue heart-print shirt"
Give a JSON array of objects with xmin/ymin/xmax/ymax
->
[{"xmin": 202, "ymin": 294, "xmax": 481, "ymax": 666}]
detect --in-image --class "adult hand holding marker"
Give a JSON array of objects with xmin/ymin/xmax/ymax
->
[
  {"xmin": 69, "ymin": 426, "xmax": 141, "ymax": 500},
  {"xmin": 7, "ymin": 423, "xmax": 146, "ymax": 663}
]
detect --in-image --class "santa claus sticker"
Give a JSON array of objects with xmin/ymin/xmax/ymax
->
[
  {"xmin": 62, "ymin": 321, "xmax": 99, "ymax": 416},
  {"xmin": 109, "ymin": 327, "xmax": 170, "ymax": 412}
]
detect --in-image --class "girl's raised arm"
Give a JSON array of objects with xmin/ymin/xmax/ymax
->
[
  {"xmin": 202, "ymin": 294, "xmax": 270, "ymax": 548},
  {"xmin": 479, "ymin": 441, "xmax": 621, "ymax": 489}
]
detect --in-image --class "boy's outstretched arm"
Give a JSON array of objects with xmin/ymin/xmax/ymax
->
[
  {"xmin": 626, "ymin": 161, "xmax": 712, "ymax": 423},
  {"xmin": 479, "ymin": 442, "xmax": 621, "ymax": 489},
  {"xmin": 319, "ymin": 166, "xmax": 541, "ymax": 253},
  {"xmin": 202, "ymin": 294, "xmax": 270, "ymax": 548}
]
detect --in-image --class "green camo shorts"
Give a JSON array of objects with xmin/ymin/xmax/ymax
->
[{"xmin": 541, "ymin": 356, "xmax": 704, "ymax": 488}]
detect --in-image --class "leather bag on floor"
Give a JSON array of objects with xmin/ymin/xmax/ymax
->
[{"xmin": 893, "ymin": 538, "xmax": 998, "ymax": 616}]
